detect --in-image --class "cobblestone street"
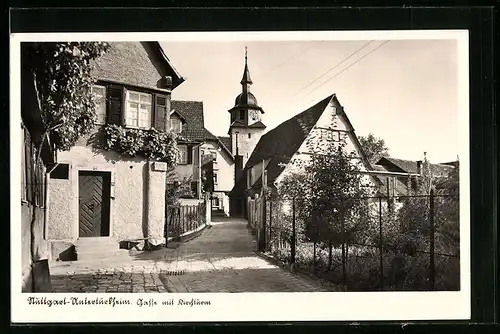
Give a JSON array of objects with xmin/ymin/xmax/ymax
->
[{"xmin": 50, "ymin": 218, "xmax": 332, "ymax": 293}]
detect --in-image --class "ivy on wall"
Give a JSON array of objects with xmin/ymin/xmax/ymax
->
[
  {"xmin": 101, "ymin": 124, "xmax": 179, "ymax": 165},
  {"xmin": 25, "ymin": 42, "xmax": 110, "ymax": 152}
]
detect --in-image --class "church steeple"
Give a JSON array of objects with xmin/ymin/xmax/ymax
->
[
  {"xmin": 241, "ymin": 46, "xmax": 253, "ymax": 91},
  {"xmin": 227, "ymin": 46, "xmax": 266, "ymax": 165}
]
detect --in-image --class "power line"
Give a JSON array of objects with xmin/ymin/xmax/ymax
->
[
  {"xmin": 257, "ymin": 42, "xmax": 323, "ymax": 79},
  {"xmin": 308, "ymin": 40, "xmax": 391, "ymax": 95},
  {"xmin": 293, "ymin": 40, "xmax": 374, "ymax": 96}
]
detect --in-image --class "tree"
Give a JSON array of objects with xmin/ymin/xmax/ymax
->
[
  {"xmin": 290, "ymin": 108, "xmax": 374, "ymax": 288},
  {"xmin": 24, "ymin": 42, "xmax": 111, "ymax": 153},
  {"xmin": 359, "ymin": 133, "xmax": 390, "ymax": 164}
]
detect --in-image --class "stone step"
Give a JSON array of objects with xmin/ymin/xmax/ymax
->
[
  {"xmin": 76, "ymin": 249, "xmax": 132, "ymax": 261},
  {"xmin": 74, "ymin": 237, "xmax": 118, "ymax": 246}
]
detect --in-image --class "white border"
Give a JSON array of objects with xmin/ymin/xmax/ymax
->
[{"xmin": 10, "ymin": 30, "xmax": 470, "ymax": 323}]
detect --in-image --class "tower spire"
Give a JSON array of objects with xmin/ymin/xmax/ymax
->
[{"xmin": 241, "ymin": 46, "xmax": 252, "ymax": 86}]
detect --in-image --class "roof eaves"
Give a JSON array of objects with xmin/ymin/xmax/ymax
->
[{"xmin": 152, "ymin": 42, "xmax": 186, "ymax": 89}]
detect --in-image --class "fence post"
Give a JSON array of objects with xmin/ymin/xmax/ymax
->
[
  {"xmin": 378, "ymin": 196, "xmax": 384, "ymax": 290},
  {"xmin": 260, "ymin": 195, "xmax": 267, "ymax": 252},
  {"xmin": 165, "ymin": 203, "xmax": 168, "ymax": 248},
  {"xmin": 429, "ymin": 188, "xmax": 435, "ymax": 291},
  {"xmin": 269, "ymin": 201, "xmax": 273, "ymax": 252},
  {"xmin": 291, "ymin": 197, "xmax": 296, "ymax": 264}
]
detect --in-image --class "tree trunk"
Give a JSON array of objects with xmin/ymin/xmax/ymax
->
[{"xmin": 341, "ymin": 213, "xmax": 347, "ymax": 290}]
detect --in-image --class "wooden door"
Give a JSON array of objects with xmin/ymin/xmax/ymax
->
[{"xmin": 78, "ymin": 171, "xmax": 111, "ymax": 237}]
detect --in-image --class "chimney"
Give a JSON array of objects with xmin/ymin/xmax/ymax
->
[{"xmin": 416, "ymin": 160, "xmax": 422, "ymax": 175}]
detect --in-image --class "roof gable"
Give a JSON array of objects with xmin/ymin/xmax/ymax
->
[
  {"xmin": 204, "ymin": 129, "xmax": 234, "ymax": 159},
  {"xmin": 171, "ymin": 100, "xmax": 205, "ymax": 142},
  {"xmin": 245, "ymin": 94, "xmax": 334, "ymax": 172},
  {"xmin": 91, "ymin": 42, "xmax": 184, "ymax": 91},
  {"xmin": 376, "ymin": 157, "xmax": 455, "ymax": 176}
]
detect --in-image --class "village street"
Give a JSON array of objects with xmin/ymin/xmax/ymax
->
[{"xmin": 50, "ymin": 217, "xmax": 332, "ymax": 293}]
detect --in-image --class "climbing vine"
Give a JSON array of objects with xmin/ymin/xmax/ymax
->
[
  {"xmin": 25, "ymin": 42, "xmax": 110, "ymax": 151},
  {"xmin": 102, "ymin": 124, "xmax": 179, "ymax": 164}
]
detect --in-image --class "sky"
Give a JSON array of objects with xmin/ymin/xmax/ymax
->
[{"xmin": 160, "ymin": 38, "xmax": 460, "ymax": 163}]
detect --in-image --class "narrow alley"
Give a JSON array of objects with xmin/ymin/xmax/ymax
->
[{"xmin": 50, "ymin": 218, "xmax": 333, "ymax": 293}]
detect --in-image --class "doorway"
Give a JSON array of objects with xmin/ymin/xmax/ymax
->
[{"xmin": 78, "ymin": 171, "xmax": 111, "ymax": 237}]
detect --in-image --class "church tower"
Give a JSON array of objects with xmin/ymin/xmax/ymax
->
[{"xmin": 228, "ymin": 47, "xmax": 266, "ymax": 167}]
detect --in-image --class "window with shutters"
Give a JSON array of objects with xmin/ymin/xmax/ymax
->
[
  {"xmin": 91, "ymin": 85, "xmax": 107, "ymax": 124},
  {"xmin": 178, "ymin": 145, "xmax": 188, "ymax": 164},
  {"xmin": 125, "ymin": 90, "xmax": 152, "ymax": 129}
]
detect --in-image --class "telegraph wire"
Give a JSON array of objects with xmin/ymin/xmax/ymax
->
[
  {"xmin": 256, "ymin": 42, "xmax": 324, "ymax": 79},
  {"xmin": 308, "ymin": 40, "xmax": 391, "ymax": 95},
  {"xmin": 293, "ymin": 40, "xmax": 374, "ymax": 96}
]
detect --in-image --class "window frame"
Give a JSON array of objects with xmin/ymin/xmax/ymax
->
[
  {"xmin": 124, "ymin": 89, "xmax": 153, "ymax": 129},
  {"xmin": 91, "ymin": 84, "xmax": 107, "ymax": 125},
  {"xmin": 178, "ymin": 145, "xmax": 188, "ymax": 165},
  {"xmin": 169, "ymin": 117, "xmax": 182, "ymax": 134}
]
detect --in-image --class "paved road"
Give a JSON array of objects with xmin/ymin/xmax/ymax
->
[{"xmin": 50, "ymin": 217, "xmax": 330, "ymax": 293}]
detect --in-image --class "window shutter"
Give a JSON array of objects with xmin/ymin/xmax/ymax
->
[
  {"xmin": 154, "ymin": 94, "xmax": 168, "ymax": 132},
  {"xmin": 187, "ymin": 146, "xmax": 193, "ymax": 164},
  {"xmin": 107, "ymin": 85, "xmax": 123, "ymax": 125}
]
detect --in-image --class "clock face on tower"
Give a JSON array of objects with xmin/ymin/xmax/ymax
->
[{"xmin": 249, "ymin": 110, "xmax": 259, "ymax": 122}]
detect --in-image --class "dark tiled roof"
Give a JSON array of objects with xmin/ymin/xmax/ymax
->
[
  {"xmin": 203, "ymin": 128, "xmax": 234, "ymax": 158},
  {"xmin": 376, "ymin": 157, "xmax": 455, "ymax": 177},
  {"xmin": 92, "ymin": 42, "xmax": 184, "ymax": 90},
  {"xmin": 249, "ymin": 121, "xmax": 267, "ymax": 128},
  {"xmin": 245, "ymin": 94, "xmax": 334, "ymax": 181},
  {"xmin": 217, "ymin": 136, "xmax": 232, "ymax": 153},
  {"xmin": 171, "ymin": 100, "xmax": 205, "ymax": 142}
]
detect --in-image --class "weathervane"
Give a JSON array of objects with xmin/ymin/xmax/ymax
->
[{"xmin": 245, "ymin": 46, "xmax": 248, "ymax": 64}]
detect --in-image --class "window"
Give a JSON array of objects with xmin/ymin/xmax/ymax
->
[
  {"xmin": 51, "ymin": 164, "xmax": 70, "ymax": 180},
  {"xmin": 211, "ymin": 151, "xmax": 217, "ymax": 162},
  {"xmin": 170, "ymin": 117, "xmax": 182, "ymax": 133},
  {"xmin": 125, "ymin": 90, "xmax": 152, "ymax": 129},
  {"xmin": 248, "ymin": 133, "xmax": 251, "ymax": 139},
  {"xmin": 212, "ymin": 197, "xmax": 219, "ymax": 207},
  {"xmin": 213, "ymin": 171, "xmax": 218, "ymax": 184},
  {"xmin": 91, "ymin": 85, "xmax": 107, "ymax": 124},
  {"xmin": 239, "ymin": 110, "xmax": 245, "ymax": 120},
  {"xmin": 178, "ymin": 145, "xmax": 188, "ymax": 164}
]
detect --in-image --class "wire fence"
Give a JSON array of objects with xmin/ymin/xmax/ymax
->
[{"xmin": 251, "ymin": 191, "xmax": 460, "ymax": 291}]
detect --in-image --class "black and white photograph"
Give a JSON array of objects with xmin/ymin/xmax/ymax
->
[{"xmin": 11, "ymin": 30, "xmax": 470, "ymax": 322}]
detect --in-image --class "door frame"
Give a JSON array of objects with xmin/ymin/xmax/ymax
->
[{"xmin": 73, "ymin": 165, "xmax": 115, "ymax": 240}]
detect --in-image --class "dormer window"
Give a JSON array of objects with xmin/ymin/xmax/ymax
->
[
  {"xmin": 91, "ymin": 85, "xmax": 107, "ymax": 124},
  {"xmin": 125, "ymin": 90, "xmax": 152, "ymax": 129},
  {"xmin": 170, "ymin": 117, "xmax": 182, "ymax": 133}
]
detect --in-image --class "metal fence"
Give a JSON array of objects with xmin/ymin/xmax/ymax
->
[
  {"xmin": 165, "ymin": 202, "xmax": 207, "ymax": 241},
  {"xmin": 256, "ymin": 190, "xmax": 460, "ymax": 291}
]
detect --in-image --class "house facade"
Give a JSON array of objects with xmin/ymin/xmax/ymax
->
[
  {"xmin": 46, "ymin": 42, "xmax": 185, "ymax": 260},
  {"xmin": 203, "ymin": 130, "xmax": 234, "ymax": 215},
  {"xmin": 20, "ymin": 46, "xmax": 57, "ymax": 291}
]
